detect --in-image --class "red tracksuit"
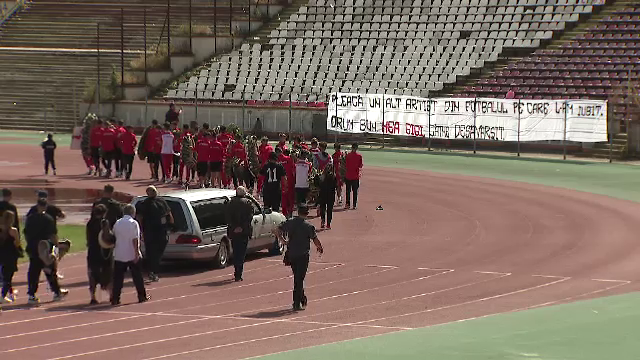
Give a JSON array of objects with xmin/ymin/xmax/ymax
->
[
  {"xmin": 217, "ymin": 133, "xmax": 233, "ymax": 186},
  {"xmin": 278, "ymin": 153, "xmax": 295, "ymax": 217}
]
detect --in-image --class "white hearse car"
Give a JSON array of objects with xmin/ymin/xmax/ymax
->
[{"xmin": 131, "ymin": 188, "xmax": 287, "ymax": 268}]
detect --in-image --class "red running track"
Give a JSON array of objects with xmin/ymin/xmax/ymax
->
[{"xmin": 1, "ymin": 144, "xmax": 640, "ymax": 360}]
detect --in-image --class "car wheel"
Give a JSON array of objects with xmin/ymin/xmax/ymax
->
[
  {"xmin": 268, "ymin": 236, "xmax": 284, "ymax": 256},
  {"xmin": 213, "ymin": 240, "xmax": 229, "ymax": 269}
]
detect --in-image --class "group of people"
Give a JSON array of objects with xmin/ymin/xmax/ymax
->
[
  {"xmin": 0, "ymin": 185, "xmax": 173, "ymax": 306},
  {"xmin": 83, "ymin": 118, "xmax": 138, "ymax": 180},
  {"xmin": 0, "ymin": 189, "xmax": 68, "ymax": 305}
]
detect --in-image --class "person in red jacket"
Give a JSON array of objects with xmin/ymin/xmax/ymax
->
[
  {"xmin": 209, "ymin": 133, "xmax": 226, "ymax": 188},
  {"xmin": 276, "ymin": 147, "xmax": 295, "ymax": 218},
  {"xmin": 292, "ymin": 136, "xmax": 308, "ymax": 151},
  {"xmin": 230, "ymin": 134, "xmax": 248, "ymax": 189},
  {"xmin": 194, "ymin": 129, "xmax": 211, "ymax": 188},
  {"xmin": 89, "ymin": 119, "xmax": 104, "ymax": 176},
  {"xmin": 101, "ymin": 122, "xmax": 118, "ymax": 178},
  {"xmin": 257, "ymin": 137, "xmax": 274, "ymax": 196},
  {"xmin": 217, "ymin": 126, "xmax": 233, "ymax": 188},
  {"xmin": 119, "ymin": 126, "xmax": 138, "ymax": 180},
  {"xmin": 344, "ymin": 143, "xmax": 363, "ymax": 210},
  {"xmin": 332, "ymin": 143, "xmax": 344, "ymax": 205},
  {"xmin": 145, "ymin": 120, "xmax": 161, "ymax": 181},
  {"xmin": 276, "ymin": 133, "xmax": 288, "ymax": 151},
  {"xmin": 114, "ymin": 120, "xmax": 126, "ymax": 178}
]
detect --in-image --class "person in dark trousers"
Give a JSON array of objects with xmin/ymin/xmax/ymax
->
[
  {"xmin": 274, "ymin": 205, "xmax": 324, "ymax": 311},
  {"xmin": 119, "ymin": 126, "xmax": 137, "ymax": 180},
  {"xmin": 0, "ymin": 188, "xmax": 19, "ymax": 230},
  {"xmin": 41, "ymin": 133, "xmax": 57, "ymax": 175},
  {"xmin": 24, "ymin": 198, "xmax": 68, "ymax": 305},
  {"xmin": 92, "ymin": 184, "xmax": 124, "ymax": 228},
  {"xmin": 318, "ymin": 163, "xmax": 337, "ymax": 230},
  {"xmin": 260, "ymin": 152, "xmax": 287, "ymax": 213},
  {"xmin": 135, "ymin": 186, "xmax": 173, "ymax": 282},
  {"xmin": 86, "ymin": 204, "xmax": 114, "ymax": 305},
  {"xmin": 344, "ymin": 143, "xmax": 363, "ymax": 210},
  {"xmin": 90, "ymin": 119, "xmax": 103, "ymax": 176},
  {"xmin": 0, "ymin": 188, "xmax": 19, "ymax": 295},
  {"xmin": 111, "ymin": 204, "xmax": 149, "ymax": 305},
  {"xmin": 0, "ymin": 211, "xmax": 21, "ymax": 304},
  {"xmin": 224, "ymin": 186, "xmax": 254, "ymax": 282}
]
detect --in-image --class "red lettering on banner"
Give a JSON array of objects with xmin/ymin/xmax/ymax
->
[
  {"xmin": 384, "ymin": 121, "xmax": 400, "ymax": 135},
  {"xmin": 405, "ymin": 124, "xmax": 425, "ymax": 137}
]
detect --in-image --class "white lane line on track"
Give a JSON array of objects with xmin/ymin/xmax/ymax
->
[
  {"xmin": 0, "ymin": 266, "xmax": 392, "ymax": 339},
  {"xmin": 364, "ymin": 265, "xmax": 399, "ymax": 269},
  {"xmin": 591, "ymin": 278, "xmax": 632, "ymax": 283},
  {"xmin": 531, "ymin": 274, "xmax": 571, "ymax": 279},
  {"xmin": 136, "ymin": 275, "xmax": 571, "ymax": 360},
  {"xmin": 0, "ymin": 314, "xmax": 152, "ymax": 340},
  {"xmin": 0, "ymin": 269, "xmax": 452, "ymax": 354},
  {"xmin": 224, "ymin": 269, "xmax": 458, "ymax": 318},
  {"xmin": 474, "ymin": 271, "xmax": 511, "ymax": 275},
  {"xmin": 521, "ymin": 279, "xmax": 631, "ymax": 310},
  {"xmin": 0, "ymin": 263, "xmax": 283, "ymax": 317}
]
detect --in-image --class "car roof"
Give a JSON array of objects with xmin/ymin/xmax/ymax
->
[{"xmin": 133, "ymin": 188, "xmax": 237, "ymax": 202}]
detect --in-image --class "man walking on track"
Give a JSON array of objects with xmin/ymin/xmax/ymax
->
[
  {"xmin": 119, "ymin": 126, "xmax": 137, "ymax": 180},
  {"xmin": 294, "ymin": 150, "xmax": 313, "ymax": 207},
  {"xmin": 136, "ymin": 186, "xmax": 174, "ymax": 283},
  {"xmin": 160, "ymin": 123, "xmax": 175, "ymax": 183},
  {"xmin": 24, "ymin": 198, "xmax": 68, "ymax": 305},
  {"xmin": 260, "ymin": 152, "xmax": 287, "ymax": 213},
  {"xmin": 274, "ymin": 205, "xmax": 324, "ymax": 311},
  {"xmin": 41, "ymin": 133, "xmax": 57, "ymax": 175},
  {"xmin": 111, "ymin": 204, "xmax": 149, "ymax": 306},
  {"xmin": 225, "ymin": 186, "xmax": 254, "ymax": 282},
  {"xmin": 114, "ymin": 120, "xmax": 126, "ymax": 178},
  {"xmin": 345, "ymin": 143, "xmax": 363, "ymax": 210}
]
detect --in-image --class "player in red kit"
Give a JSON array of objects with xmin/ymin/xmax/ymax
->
[
  {"xmin": 217, "ymin": 126, "xmax": 233, "ymax": 188},
  {"xmin": 145, "ymin": 120, "xmax": 161, "ymax": 181},
  {"xmin": 344, "ymin": 143, "xmax": 363, "ymax": 210},
  {"xmin": 276, "ymin": 133, "xmax": 288, "ymax": 151},
  {"xmin": 257, "ymin": 137, "xmax": 274, "ymax": 196},
  {"xmin": 230, "ymin": 134, "xmax": 249, "ymax": 189},
  {"xmin": 89, "ymin": 120, "xmax": 104, "ymax": 176},
  {"xmin": 292, "ymin": 136, "xmax": 308, "ymax": 151},
  {"xmin": 309, "ymin": 138, "xmax": 320, "ymax": 160},
  {"xmin": 194, "ymin": 128, "xmax": 211, "ymax": 188},
  {"xmin": 119, "ymin": 126, "xmax": 138, "ymax": 180},
  {"xmin": 276, "ymin": 147, "xmax": 295, "ymax": 218},
  {"xmin": 100, "ymin": 123, "xmax": 118, "ymax": 178},
  {"xmin": 209, "ymin": 133, "xmax": 226, "ymax": 188}
]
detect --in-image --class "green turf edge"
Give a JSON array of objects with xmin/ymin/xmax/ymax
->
[
  {"xmin": 17, "ymin": 224, "xmax": 85, "ymax": 264},
  {"xmin": 358, "ymin": 148, "xmax": 640, "ymax": 203},
  {"xmin": 256, "ymin": 291, "xmax": 640, "ymax": 360}
]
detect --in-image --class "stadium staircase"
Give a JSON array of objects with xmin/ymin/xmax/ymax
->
[{"xmin": 0, "ymin": 0, "xmax": 279, "ymax": 132}]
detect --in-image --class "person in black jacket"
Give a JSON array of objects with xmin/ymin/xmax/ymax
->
[
  {"xmin": 318, "ymin": 163, "xmax": 337, "ymax": 230},
  {"xmin": 86, "ymin": 204, "xmax": 114, "ymax": 305},
  {"xmin": 24, "ymin": 198, "xmax": 68, "ymax": 305},
  {"xmin": 41, "ymin": 133, "xmax": 57, "ymax": 175},
  {"xmin": 92, "ymin": 184, "xmax": 124, "ymax": 228},
  {"xmin": 224, "ymin": 186, "xmax": 254, "ymax": 282},
  {"xmin": 135, "ymin": 186, "xmax": 173, "ymax": 283}
]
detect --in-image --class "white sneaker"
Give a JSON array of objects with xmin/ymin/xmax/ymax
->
[
  {"xmin": 1, "ymin": 297, "xmax": 12, "ymax": 304},
  {"xmin": 53, "ymin": 289, "xmax": 69, "ymax": 302},
  {"xmin": 57, "ymin": 272, "xmax": 64, "ymax": 280}
]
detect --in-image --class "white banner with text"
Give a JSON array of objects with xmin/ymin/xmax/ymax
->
[{"xmin": 327, "ymin": 93, "xmax": 608, "ymax": 143}]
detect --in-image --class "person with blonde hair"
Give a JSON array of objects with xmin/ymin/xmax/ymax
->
[{"xmin": 0, "ymin": 210, "xmax": 21, "ymax": 303}]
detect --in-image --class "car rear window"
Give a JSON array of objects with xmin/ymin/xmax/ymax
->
[
  {"xmin": 166, "ymin": 199, "xmax": 189, "ymax": 232},
  {"xmin": 191, "ymin": 198, "xmax": 227, "ymax": 230},
  {"xmin": 134, "ymin": 197, "xmax": 188, "ymax": 232}
]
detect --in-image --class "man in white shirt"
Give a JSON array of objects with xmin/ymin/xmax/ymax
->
[
  {"xmin": 294, "ymin": 150, "xmax": 312, "ymax": 207},
  {"xmin": 160, "ymin": 123, "xmax": 175, "ymax": 183},
  {"xmin": 111, "ymin": 204, "xmax": 149, "ymax": 306}
]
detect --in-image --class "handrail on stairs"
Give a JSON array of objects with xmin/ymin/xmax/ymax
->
[{"xmin": 0, "ymin": 0, "xmax": 28, "ymax": 27}]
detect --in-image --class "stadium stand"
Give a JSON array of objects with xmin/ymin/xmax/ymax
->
[
  {"xmin": 0, "ymin": 0, "xmax": 275, "ymax": 131},
  {"xmin": 164, "ymin": 0, "xmax": 604, "ymax": 105},
  {"xmin": 459, "ymin": 1, "xmax": 637, "ymax": 158}
]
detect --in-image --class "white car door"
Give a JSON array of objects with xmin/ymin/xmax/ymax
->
[{"xmin": 249, "ymin": 199, "xmax": 267, "ymax": 250}]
